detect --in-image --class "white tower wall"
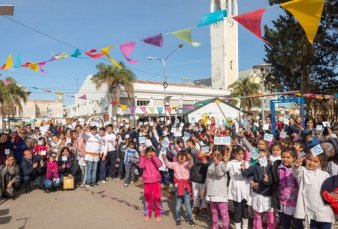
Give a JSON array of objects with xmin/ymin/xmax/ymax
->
[{"xmin": 210, "ymin": 0, "xmax": 238, "ymax": 90}]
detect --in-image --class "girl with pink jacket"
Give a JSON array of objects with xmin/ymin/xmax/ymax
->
[{"xmin": 139, "ymin": 146, "xmax": 163, "ymax": 222}]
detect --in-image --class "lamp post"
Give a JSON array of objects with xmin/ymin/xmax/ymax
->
[
  {"xmin": 148, "ymin": 43, "xmax": 184, "ymax": 118},
  {"xmin": 252, "ymin": 63, "xmax": 271, "ymax": 124}
]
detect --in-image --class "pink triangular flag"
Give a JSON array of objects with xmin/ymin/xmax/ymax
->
[
  {"xmin": 142, "ymin": 34, "xmax": 163, "ymax": 47},
  {"xmin": 38, "ymin": 61, "xmax": 47, "ymax": 74},
  {"xmin": 79, "ymin": 94, "xmax": 87, "ymax": 100},
  {"xmin": 233, "ymin": 8, "xmax": 269, "ymax": 44},
  {"xmin": 139, "ymin": 106, "xmax": 147, "ymax": 114},
  {"xmin": 120, "ymin": 42, "xmax": 139, "ymax": 64}
]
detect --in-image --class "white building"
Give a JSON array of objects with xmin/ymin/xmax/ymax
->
[
  {"xmin": 65, "ymin": 75, "xmax": 231, "ymax": 121},
  {"xmin": 210, "ymin": 0, "xmax": 239, "ymax": 90}
]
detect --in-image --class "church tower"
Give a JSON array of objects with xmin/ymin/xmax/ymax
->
[{"xmin": 210, "ymin": 0, "xmax": 238, "ymax": 90}]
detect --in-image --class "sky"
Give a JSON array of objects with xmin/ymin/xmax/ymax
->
[{"xmin": 0, "ymin": 0, "xmax": 283, "ymax": 105}]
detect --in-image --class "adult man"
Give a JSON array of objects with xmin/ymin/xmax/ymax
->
[
  {"xmin": 20, "ymin": 129, "xmax": 35, "ymax": 151},
  {"xmin": 21, "ymin": 149, "xmax": 44, "ymax": 192},
  {"xmin": 105, "ymin": 124, "xmax": 118, "ymax": 180},
  {"xmin": 73, "ymin": 130, "xmax": 86, "ymax": 186}
]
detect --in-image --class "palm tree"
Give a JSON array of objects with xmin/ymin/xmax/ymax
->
[
  {"xmin": 0, "ymin": 77, "xmax": 29, "ymax": 129},
  {"xmin": 228, "ymin": 78, "xmax": 262, "ymax": 111},
  {"xmin": 91, "ymin": 62, "xmax": 136, "ymax": 119}
]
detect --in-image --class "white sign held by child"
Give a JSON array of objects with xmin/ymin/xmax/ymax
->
[
  {"xmin": 264, "ymin": 133, "xmax": 273, "ymax": 142},
  {"xmin": 316, "ymin": 125, "xmax": 323, "ymax": 131},
  {"xmin": 201, "ymin": 146, "xmax": 209, "ymax": 153},
  {"xmin": 280, "ymin": 131, "xmax": 287, "ymax": 139},
  {"xmin": 139, "ymin": 136, "xmax": 146, "ymax": 144},
  {"xmin": 162, "ymin": 138, "xmax": 170, "ymax": 148},
  {"xmin": 310, "ymin": 144, "xmax": 324, "ymax": 156},
  {"xmin": 250, "ymin": 149, "xmax": 260, "ymax": 160},
  {"xmin": 5, "ymin": 149, "xmax": 10, "ymax": 155},
  {"xmin": 62, "ymin": 156, "xmax": 68, "ymax": 161},
  {"xmin": 40, "ymin": 150, "xmax": 47, "ymax": 156},
  {"xmin": 322, "ymin": 122, "xmax": 330, "ymax": 128},
  {"xmin": 263, "ymin": 124, "xmax": 269, "ymax": 130}
]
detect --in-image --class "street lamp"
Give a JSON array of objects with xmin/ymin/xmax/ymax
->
[
  {"xmin": 148, "ymin": 42, "xmax": 184, "ymax": 115},
  {"xmin": 252, "ymin": 63, "xmax": 271, "ymax": 124},
  {"xmin": 0, "ymin": 5, "xmax": 14, "ymax": 16}
]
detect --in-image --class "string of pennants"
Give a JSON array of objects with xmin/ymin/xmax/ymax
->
[{"xmin": 0, "ymin": 0, "xmax": 325, "ymax": 75}]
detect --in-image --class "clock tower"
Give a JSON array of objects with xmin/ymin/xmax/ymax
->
[{"xmin": 210, "ymin": 0, "xmax": 238, "ymax": 90}]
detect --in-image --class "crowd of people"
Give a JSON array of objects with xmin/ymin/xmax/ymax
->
[{"xmin": 0, "ymin": 114, "xmax": 337, "ymax": 229}]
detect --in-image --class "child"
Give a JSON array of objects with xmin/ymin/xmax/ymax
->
[
  {"xmin": 117, "ymin": 137, "xmax": 128, "ymax": 180},
  {"xmin": 158, "ymin": 137, "xmax": 171, "ymax": 188},
  {"xmin": 227, "ymin": 145, "xmax": 250, "ymax": 229},
  {"xmin": 293, "ymin": 140, "xmax": 306, "ymax": 159},
  {"xmin": 205, "ymin": 148, "xmax": 229, "ymax": 229},
  {"xmin": 44, "ymin": 152, "xmax": 60, "ymax": 192},
  {"xmin": 293, "ymin": 153, "xmax": 335, "ymax": 228},
  {"xmin": 34, "ymin": 137, "xmax": 48, "ymax": 157},
  {"xmin": 162, "ymin": 150, "xmax": 195, "ymax": 227},
  {"xmin": 270, "ymin": 142, "xmax": 282, "ymax": 163},
  {"xmin": 241, "ymin": 149, "xmax": 275, "ymax": 229},
  {"xmin": 139, "ymin": 146, "xmax": 163, "ymax": 222},
  {"xmin": 124, "ymin": 141, "xmax": 139, "ymax": 187},
  {"xmin": 272, "ymin": 147, "xmax": 303, "ymax": 229}
]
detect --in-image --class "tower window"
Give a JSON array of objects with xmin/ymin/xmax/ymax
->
[{"xmin": 214, "ymin": 0, "xmax": 221, "ymax": 11}]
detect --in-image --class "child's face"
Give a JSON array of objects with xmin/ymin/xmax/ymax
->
[
  {"xmin": 178, "ymin": 154, "xmax": 187, "ymax": 164},
  {"xmin": 305, "ymin": 135, "xmax": 313, "ymax": 142},
  {"xmin": 281, "ymin": 152, "xmax": 295, "ymax": 167},
  {"xmin": 259, "ymin": 151, "xmax": 268, "ymax": 159},
  {"xmin": 235, "ymin": 151, "xmax": 244, "ymax": 161},
  {"xmin": 145, "ymin": 151, "xmax": 153, "ymax": 159},
  {"xmin": 90, "ymin": 129, "xmax": 97, "ymax": 135},
  {"xmin": 306, "ymin": 155, "xmax": 321, "ymax": 170},
  {"xmin": 52, "ymin": 136, "xmax": 59, "ymax": 143},
  {"xmin": 293, "ymin": 143, "xmax": 303, "ymax": 152},
  {"xmin": 272, "ymin": 146, "xmax": 282, "ymax": 157},
  {"xmin": 50, "ymin": 156, "xmax": 56, "ymax": 162},
  {"xmin": 99, "ymin": 130, "xmax": 105, "ymax": 136},
  {"xmin": 212, "ymin": 151, "xmax": 222, "ymax": 162},
  {"xmin": 257, "ymin": 140, "xmax": 266, "ymax": 150},
  {"xmin": 129, "ymin": 144, "xmax": 135, "ymax": 149}
]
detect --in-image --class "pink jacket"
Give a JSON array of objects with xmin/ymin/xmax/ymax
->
[
  {"xmin": 278, "ymin": 165, "xmax": 298, "ymax": 207},
  {"xmin": 46, "ymin": 160, "xmax": 59, "ymax": 180},
  {"xmin": 139, "ymin": 155, "xmax": 162, "ymax": 184},
  {"xmin": 164, "ymin": 159, "xmax": 193, "ymax": 180},
  {"xmin": 74, "ymin": 137, "xmax": 86, "ymax": 157}
]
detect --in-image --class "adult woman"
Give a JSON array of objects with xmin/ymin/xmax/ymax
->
[
  {"xmin": 0, "ymin": 133, "xmax": 11, "ymax": 165},
  {"xmin": 0, "ymin": 155, "xmax": 20, "ymax": 199},
  {"xmin": 9, "ymin": 131, "xmax": 27, "ymax": 165}
]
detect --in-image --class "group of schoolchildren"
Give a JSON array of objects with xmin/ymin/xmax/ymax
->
[{"xmin": 0, "ymin": 114, "xmax": 337, "ymax": 229}]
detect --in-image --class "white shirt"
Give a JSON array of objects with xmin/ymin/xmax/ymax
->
[
  {"xmin": 105, "ymin": 132, "xmax": 117, "ymax": 151},
  {"xmin": 81, "ymin": 132, "xmax": 101, "ymax": 162}
]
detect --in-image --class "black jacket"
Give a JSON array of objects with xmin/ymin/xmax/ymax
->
[
  {"xmin": 21, "ymin": 155, "xmax": 43, "ymax": 177},
  {"xmin": 190, "ymin": 153, "xmax": 210, "ymax": 184},
  {"xmin": 57, "ymin": 153, "xmax": 79, "ymax": 176},
  {"xmin": 271, "ymin": 160, "xmax": 282, "ymax": 210},
  {"xmin": 241, "ymin": 163, "xmax": 273, "ymax": 197}
]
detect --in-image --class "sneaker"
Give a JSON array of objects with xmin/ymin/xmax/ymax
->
[
  {"xmin": 131, "ymin": 181, "xmax": 135, "ymax": 185},
  {"xmin": 124, "ymin": 183, "xmax": 128, "ymax": 187},
  {"xmin": 85, "ymin": 184, "xmax": 91, "ymax": 188},
  {"xmin": 80, "ymin": 184, "xmax": 86, "ymax": 188},
  {"xmin": 105, "ymin": 177, "xmax": 109, "ymax": 181},
  {"xmin": 176, "ymin": 220, "xmax": 182, "ymax": 227},
  {"xmin": 188, "ymin": 219, "xmax": 195, "ymax": 227},
  {"xmin": 144, "ymin": 216, "xmax": 149, "ymax": 222},
  {"xmin": 90, "ymin": 183, "xmax": 95, "ymax": 188},
  {"xmin": 155, "ymin": 216, "xmax": 161, "ymax": 222},
  {"xmin": 101, "ymin": 180, "xmax": 106, "ymax": 184}
]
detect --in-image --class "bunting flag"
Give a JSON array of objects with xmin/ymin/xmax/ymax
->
[
  {"xmin": 165, "ymin": 106, "xmax": 172, "ymax": 116},
  {"xmin": 157, "ymin": 107, "xmax": 163, "ymax": 115},
  {"xmin": 147, "ymin": 107, "xmax": 155, "ymax": 114},
  {"xmin": 139, "ymin": 106, "xmax": 147, "ymax": 114},
  {"xmin": 129, "ymin": 105, "xmax": 136, "ymax": 115},
  {"xmin": 14, "ymin": 53, "xmax": 22, "ymax": 68},
  {"xmin": 42, "ymin": 89, "xmax": 52, "ymax": 93},
  {"xmin": 38, "ymin": 61, "xmax": 47, "ymax": 74},
  {"xmin": 111, "ymin": 100, "xmax": 118, "ymax": 106},
  {"xmin": 85, "ymin": 49, "xmax": 104, "ymax": 59},
  {"xmin": 79, "ymin": 94, "xmax": 87, "ymax": 100},
  {"xmin": 120, "ymin": 104, "xmax": 128, "ymax": 111},
  {"xmin": 101, "ymin": 46, "xmax": 122, "ymax": 68},
  {"xmin": 54, "ymin": 91, "xmax": 64, "ymax": 95},
  {"xmin": 32, "ymin": 87, "xmax": 39, "ymax": 89},
  {"xmin": 49, "ymin": 52, "xmax": 68, "ymax": 61},
  {"xmin": 21, "ymin": 62, "xmax": 39, "ymax": 72},
  {"xmin": 2, "ymin": 80, "xmax": 11, "ymax": 86},
  {"xmin": 170, "ymin": 29, "xmax": 201, "ymax": 47},
  {"xmin": 233, "ymin": 8, "xmax": 268, "ymax": 44},
  {"xmin": 142, "ymin": 34, "xmax": 163, "ymax": 47},
  {"xmin": 197, "ymin": 10, "xmax": 227, "ymax": 27},
  {"xmin": 281, "ymin": 0, "xmax": 324, "ymax": 44},
  {"xmin": 3, "ymin": 54, "xmax": 13, "ymax": 70},
  {"xmin": 183, "ymin": 104, "xmax": 195, "ymax": 110},
  {"xmin": 0, "ymin": 64, "xmax": 5, "ymax": 70},
  {"xmin": 120, "ymin": 42, "xmax": 139, "ymax": 64},
  {"xmin": 71, "ymin": 49, "xmax": 82, "ymax": 58}
]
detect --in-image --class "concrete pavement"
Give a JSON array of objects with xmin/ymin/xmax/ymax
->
[{"xmin": 0, "ymin": 179, "xmax": 210, "ymax": 229}]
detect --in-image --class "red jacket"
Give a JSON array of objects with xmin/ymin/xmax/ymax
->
[
  {"xmin": 138, "ymin": 154, "xmax": 162, "ymax": 184},
  {"xmin": 46, "ymin": 160, "xmax": 59, "ymax": 180}
]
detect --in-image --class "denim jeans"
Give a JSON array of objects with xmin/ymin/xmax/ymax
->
[
  {"xmin": 107, "ymin": 151, "xmax": 117, "ymax": 178},
  {"xmin": 44, "ymin": 178, "xmax": 60, "ymax": 189},
  {"xmin": 280, "ymin": 212, "xmax": 304, "ymax": 229},
  {"xmin": 80, "ymin": 164, "xmax": 87, "ymax": 185},
  {"xmin": 23, "ymin": 175, "xmax": 43, "ymax": 189},
  {"xmin": 99, "ymin": 158, "xmax": 107, "ymax": 181},
  {"xmin": 86, "ymin": 161, "xmax": 98, "ymax": 184},
  {"xmin": 124, "ymin": 163, "xmax": 135, "ymax": 184},
  {"xmin": 175, "ymin": 188, "xmax": 192, "ymax": 222},
  {"xmin": 118, "ymin": 159, "xmax": 125, "ymax": 178},
  {"xmin": 310, "ymin": 220, "xmax": 332, "ymax": 229}
]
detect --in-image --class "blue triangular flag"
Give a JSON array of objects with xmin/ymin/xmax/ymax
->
[{"xmin": 197, "ymin": 10, "xmax": 227, "ymax": 27}]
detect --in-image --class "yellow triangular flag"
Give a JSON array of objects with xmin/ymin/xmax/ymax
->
[
  {"xmin": 28, "ymin": 63, "xmax": 39, "ymax": 72},
  {"xmin": 4, "ymin": 54, "xmax": 13, "ymax": 70},
  {"xmin": 54, "ymin": 91, "xmax": 64, "ymax": 95},
  {"xmin": 281, "ymin": 0, "xmax": 324, "ymax": 44},
  {"xmin": 120, "ymin": 104, "xmax": 128, "ymax": 111},
  {"xmin": 101, "ymin": 46, "xmax": 122, "ymax": 68},
  {"xmin": 170, "ymin": 28, "xmax": 201, "ymax": 47}
]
